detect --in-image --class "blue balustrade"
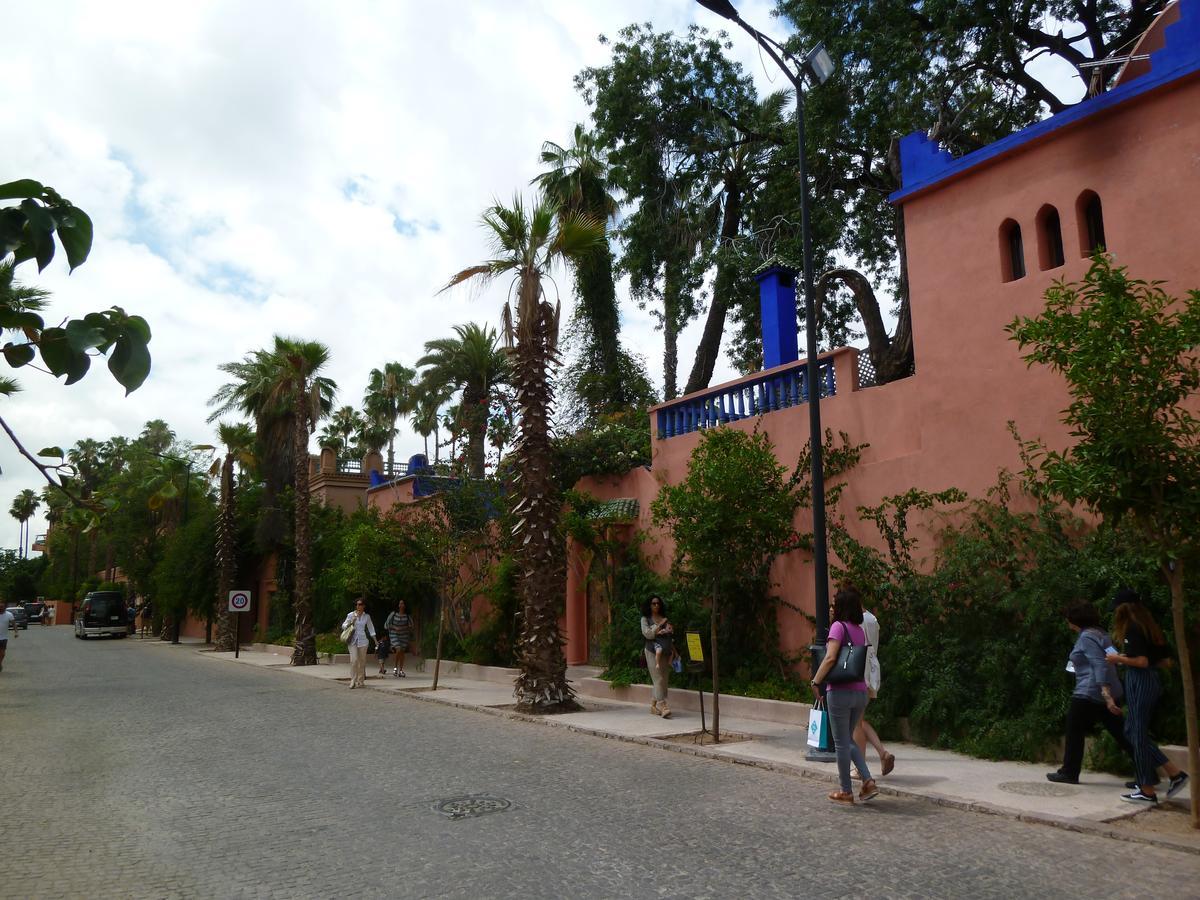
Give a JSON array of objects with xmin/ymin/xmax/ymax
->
[{"xmin": 655, "ymin": 359, "xmax": 836, "ymax": 439}]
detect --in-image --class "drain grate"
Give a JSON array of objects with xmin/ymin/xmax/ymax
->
[
  {"xmin": 432, "ymin": 794, "xmax": 513, "ymax": 820},
  {"xmin": 997, "ymin": 781, "xmax": 1076, "ymax": 797}
]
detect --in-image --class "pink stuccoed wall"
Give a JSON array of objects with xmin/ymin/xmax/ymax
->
[{"xmin": 564, "ymin": 62, "xmax": 1200, "ymax": 667}]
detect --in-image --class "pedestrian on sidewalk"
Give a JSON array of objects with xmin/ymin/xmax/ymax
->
[
  {"xmin": 640, "ymin": 595, "xmax": 673, "ymax": 719},
  {"xmin": 384, "ymin": 599, "xmax": 414, "ymax": 678},
  {"xmin": 855, "ymin": 606, "xmax": 896, "ymax": 777},
  {"xmin": 140, "ymin": 601, "xmax": 154, "ymax": 638},
  {"xmin": 341, "ymin": 598, "xmax": 377, "ymax": 688},
  {"xmin": 1107, "ymin": 590, "xmax": 1189, "ymax": 805},
  {"xmin": 375, "ymin": 631, "xmax": 392, "ymax": 675},
  {"xmin": 1047, "ymin": 602, "xmax": 1134, "ymax": 785},
  {"xmin": 811, "ymin": 584, "xmax": 876, "ymax": 804},
  {"xmin": 0, "ymin": 600, "xmax": 18, "ymax": 673}
]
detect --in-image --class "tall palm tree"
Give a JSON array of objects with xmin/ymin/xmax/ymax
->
[
  {"xmin": 9, "ymin": 489, "xmax": 38, "ymax": 557},
  {"xmin": 209, "ymin": 336, "xmax": 336, "ymax": 665},
  {"xmin": 535, "ymin": 125, "xmax": 626, "ymax": 414},
  {"xmin": 138, "ymin": 419, "xmax": 176, "ymax": 454},
  {"xmin": 443, "ymin": 192, "xmax": 604, "ymax": 712},
  {"xmin": 363, "ymin": 362, "xmax": 416, "ymax": 473},
  {"xmin": 417, "ymin": 323, "xmax": 508, "ymax": 478},
  {"xmin": 212, "ymin": 422, "xmax": 255, "ymax": 652}
]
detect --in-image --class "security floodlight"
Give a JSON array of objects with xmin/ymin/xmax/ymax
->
[
  {"xmin": 804, "ymin": 43, "xmax": 836, "ymax": 85},
  {"xmin": 696, "ymin": 0, "xmax": 740, "ymax": 21}
]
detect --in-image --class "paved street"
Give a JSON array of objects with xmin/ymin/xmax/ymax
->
[{"xmin": 2, "ymin": 628, "xmax": 1196, "ymax": 899}]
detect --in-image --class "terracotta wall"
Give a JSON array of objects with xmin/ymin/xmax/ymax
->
[{"xmin": 567, "ymin": 72, "xmax": 1200, "ymax": 666}]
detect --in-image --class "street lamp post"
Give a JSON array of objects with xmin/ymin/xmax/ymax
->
[{"xmin": 695, "ymin": 1, "xmax": 835, "ymax": 643}]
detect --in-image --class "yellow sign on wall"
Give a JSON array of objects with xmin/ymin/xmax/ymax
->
[{"xmin": 686, "ymin": 631, "xmax": 704, "ymax": 663}]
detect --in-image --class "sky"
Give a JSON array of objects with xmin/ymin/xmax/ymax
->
[{"xmin": 0, "ymin": 0, "xmax": 1085, "ymax": 547}]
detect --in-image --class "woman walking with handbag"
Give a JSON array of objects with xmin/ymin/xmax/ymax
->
[
  {"xmin": 341, "ymin": 598, "xmax": 377, "ymax": 689},
  {"xmin": 811, "ymin": 584, "xmax": 875, "ymax": 804},
  {"xmin": 640, "ymin": 595, "xmax": 673, "ymax": 719}
]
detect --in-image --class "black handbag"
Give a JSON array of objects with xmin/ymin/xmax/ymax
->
[{"xmin": 824, "ymin": 626, "xmax": 869, "ymax": 685}]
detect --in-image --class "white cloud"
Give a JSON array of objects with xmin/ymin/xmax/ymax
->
[{"xmin": 0, "ymin": 0, "xmax": 812, "ymax": 542}]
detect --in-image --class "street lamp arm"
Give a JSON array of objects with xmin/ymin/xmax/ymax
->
[{"xmin": 728, "ymin": 17, "xmax": 804, "ymax": 91}]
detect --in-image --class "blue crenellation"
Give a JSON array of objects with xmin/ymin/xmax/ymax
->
[{"xmin": 891, "ymin": 0, "xmax": 1200, "ymax": 203}]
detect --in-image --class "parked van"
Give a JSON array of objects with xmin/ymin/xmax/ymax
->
[{"xmin": 74, "ymin": 591, "xmax": 129, "ymax": 639}]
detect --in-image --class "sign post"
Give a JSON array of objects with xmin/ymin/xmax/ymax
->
[
  {"xmin": 685, "ymin": 631, "xmax": 707, "ymax": 735},
  {"xmin": 228, "ymin": 590, "xmax": 251, "ymax": 658}
]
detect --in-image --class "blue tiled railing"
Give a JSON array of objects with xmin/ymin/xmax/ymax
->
[{"xmin": 655, "ymin": 359, "xmax": 836, "ymax": 440}]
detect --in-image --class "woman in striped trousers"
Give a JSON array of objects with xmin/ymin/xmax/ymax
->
[{"xmin": 1107, "ymin": 591, "xmax": 1188, "ymax": 805}]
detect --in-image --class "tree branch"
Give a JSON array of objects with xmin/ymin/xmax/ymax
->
[{"xmin": 0, "ymin": 413, "xmax": 86, "ymax": 507}]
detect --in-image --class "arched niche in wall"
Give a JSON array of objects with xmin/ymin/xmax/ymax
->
[
  {"xmin": 1036, "ymin": 204, "xmax": 1065, "ymax": 271},
  {"xmin": 1076, "ymin": 190, "xmax": 1107, "ymax": 257},
  {"xmin": 999, "ymin": 218, "xmax": 1026, "ymax": 282}
]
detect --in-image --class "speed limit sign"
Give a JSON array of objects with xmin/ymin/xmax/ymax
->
[{"xmin": 228, "ymin": 590, "xmax": 251, "ymax": 613}]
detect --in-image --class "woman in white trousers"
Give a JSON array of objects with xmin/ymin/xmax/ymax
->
[{"xmin": 342, "ymin": 598, "xmax": 377, "ymax": 688}]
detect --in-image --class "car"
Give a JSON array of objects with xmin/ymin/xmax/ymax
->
[
  {"xmin": 5, "ymin": 604, "xmax": 29, "ymax": 630},
  {"xmin": 74, "ymin": 591, "xmax": 129, "ymax": 639},
  {"xmin": 24, "ymin": 600, "xmax": 46, "ymax": 625}
]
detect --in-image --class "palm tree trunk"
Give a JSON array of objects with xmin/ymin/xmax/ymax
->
[
  {"xmin": 214, "ymin": 454, "xmax": 237, "ymax": 652},
  {"xmin": 291, "ymin": 390, "xmax": 317, "ymax": 666},
  {"xmin": 511, "ymin": 275, "xmax": 577, "ymax": 713},
  {"xmin": 387, "ymin": 431, "xmax": 395, "ymax": 475}
]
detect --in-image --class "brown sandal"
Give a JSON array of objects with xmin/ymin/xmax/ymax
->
[
  {"xmin": 881, "ymin": 752, "xmax": 896, "ymax": 777},
  {"xmin": 860, "ymin": 779, "xmax": 879, "ymax": 802},
  {"xmin": 828, "ymin": 791, "xmax": 855, "ymax": 804}
]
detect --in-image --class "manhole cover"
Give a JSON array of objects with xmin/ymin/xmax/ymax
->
[
  {"xmin": 432, "ymin": 795, "xmax": 513, "ymax": 820},
  {"xmin": 998, "ymin": 781, "xmax": 1076, "ymax": 797}
]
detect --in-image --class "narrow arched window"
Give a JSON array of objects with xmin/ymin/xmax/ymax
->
[
  {"xmin": 1076, "ymin": 190, "xmax": 1106, "ymax": 256},
  {"xmin": 1036, "ymin": 204, "xmax": 1065, "ymax": 270},
  {"xmin": 999, "ymin": 219, "xmax": 1025, "ymax": 282}
]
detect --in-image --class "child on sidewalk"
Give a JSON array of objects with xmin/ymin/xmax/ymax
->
[
  {"xmin": 375, "ymin": 632, "xmax": 391, "ymax": 676},
  {"xmin": 653, "ymin": 618, "xmax": 674, "ymax": 670}
]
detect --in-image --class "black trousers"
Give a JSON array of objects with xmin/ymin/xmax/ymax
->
[{"xmin": 1060, "ymin": 696, "xmax": 1133, "ymax": 779}]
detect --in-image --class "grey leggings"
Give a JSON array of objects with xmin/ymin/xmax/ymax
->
[
  {"xmin": 826, "ymin": 689, "xmax": 872, "ymax": 793},
  {"xmin": 644, "ymin": 648, "xmax": 670, "ymax": 702}
]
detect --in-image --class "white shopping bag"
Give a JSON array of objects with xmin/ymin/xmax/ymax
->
[{"xmin": 807, "ymin": 702, "xmax": 827, "ymax": 748}]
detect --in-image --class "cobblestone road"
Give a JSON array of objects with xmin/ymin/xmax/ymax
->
[{"xmin": 2, "ymin": 628, "xmax": 1196, "ymax": 899}]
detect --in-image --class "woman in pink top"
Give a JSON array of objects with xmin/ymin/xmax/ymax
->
[{"xmin": 811, "ymin": 584, "xmax": 877, "ymax": 804}]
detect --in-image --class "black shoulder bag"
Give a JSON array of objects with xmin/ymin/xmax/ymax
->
[{"xmin": 824, "ymin": 625, "xmax": 869, "ymax": 685}]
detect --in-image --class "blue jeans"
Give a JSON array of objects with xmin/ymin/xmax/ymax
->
[{"xmin": 827, "ymin": 689, "xmax": 871, "ymax": 793}]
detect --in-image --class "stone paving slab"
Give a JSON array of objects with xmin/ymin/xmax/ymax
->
[{"xmin": 161, "ymin": 642, "xmax": 1198, "ymax": 854}]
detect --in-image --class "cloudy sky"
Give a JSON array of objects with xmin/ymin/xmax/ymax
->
[{"xmin": 2, "ymin": 1, "xmax": 1084, "ymax": 546}]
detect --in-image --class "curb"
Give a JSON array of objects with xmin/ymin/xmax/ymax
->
[{"xmin": 205, "ymin": 646, "xmax": 1199, "ymax": 857}]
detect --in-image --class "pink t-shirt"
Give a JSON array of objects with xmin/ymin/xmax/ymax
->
[{"xmin": 825, "ymin": 620, "xmax": 868, "ymax": 692}]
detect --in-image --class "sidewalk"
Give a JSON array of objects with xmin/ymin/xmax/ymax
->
[{"xmin": 153, "ymin": 640, "xmax": 1198, "ymax": 855}]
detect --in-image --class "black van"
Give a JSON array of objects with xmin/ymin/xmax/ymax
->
[{"xmin": 74, "ymin": 591, "xmax": 129, "ymax": 639}]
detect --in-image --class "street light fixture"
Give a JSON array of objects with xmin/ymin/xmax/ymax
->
[{"xmin": 695, "ymin": 1, "xmax": 835, "ymax": 652}]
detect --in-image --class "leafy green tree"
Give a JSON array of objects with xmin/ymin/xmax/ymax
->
[
  {"xmin": 1, "ymin": 182, "xmax": 151, "ymax": 506},
  {"xmin": 212, "ymin": 422, "xmax": 255, "ymax": 652},
  {"xmin": 1008, "ymin": 255, "xmax": 1200, "ymax": 827},
  {"xmin": 209, "ymin": 337, "xmax": 337, "ymax": 665},
  {"xmin": 444, "ymin": 192, "xmax": 604, "ymax": 712},
  {"xmin": 363, "ymin": 361, "xmax": 416, "ymax": 473},
  {"xmin": 417, "ymin": 323, "xmax": 509, "ymax": 478},
  {"xmin": 577, "ymin": 24, "xmax": 756, "ymax": 397}
]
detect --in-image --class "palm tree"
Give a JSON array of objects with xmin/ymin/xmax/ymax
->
[
  {"xmin": 212, "ymin": 422, "xmax": 255, "ymax": 652},
  {"xmin": 138, "ymin": 419, "xmax": 176, "ymax": 454},
  {"xmin": 209, "ymin": 336, "xmax": 336, "ymax": 665},
  {"xmin": 363, "ymin": 362, "xmax": 416, "ymax": 473},
  {"xmin": 327, "ymin": 406, "xmax": 363, "ymax": 457},
  {"xmin": 315, "ymin": 422, "xmax": 347, "ymax": 454},
  {"xmin": 9, "ymin": 489, "xmax": 38, "ymax": 557},
  {"xmin": 535, "ymin": 125, "xmax": 625, "ymax": 414},
  {"xmin": 410, "ymin": 382, "xmax": 451, "ymax": 465},
  {"xmin": 417, "ymin": 323, "xmax": 508, "ymax": 478},
  {"xmin": 443, "ymin": 192, "xmax": 604, "ymax": 712}
]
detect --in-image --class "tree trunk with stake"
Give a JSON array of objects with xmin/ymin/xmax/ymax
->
[
  {"xmin": 710, "ymin": 581, "xmax": 720, "ymax": 743},
  {"xmin": 1165, "ymin": 559, "xmax": 1200, "ymax": 829},
  {"xmin": 432, "ymin": 580, "xmax": 449, "ymax": 691}
]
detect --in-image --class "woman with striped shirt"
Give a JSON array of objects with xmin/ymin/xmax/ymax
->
[{"xmin": 385, "ymin": 599, "xmax": 415, "ymax": 678}]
